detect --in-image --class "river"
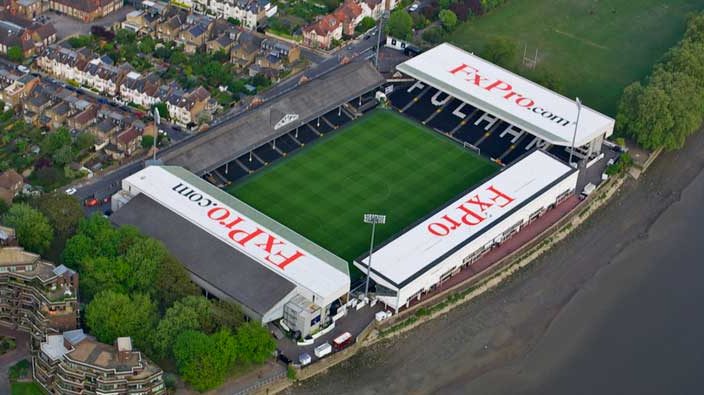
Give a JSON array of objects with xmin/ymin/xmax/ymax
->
[{"xmin": 289, "ymin": 130, "xmax": 704, "ymax": 395}]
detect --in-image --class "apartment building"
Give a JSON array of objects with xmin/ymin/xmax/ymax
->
[
  {"xmin": 35, "ymin": 331, "xmax": 165, "ymax": 395},
  {"xmin": 0, "ymin": 227, "xmax": 79, "ymax": 350},
  {"xmin": 165, "ymin": 85, "xmax": 210, "ymax": 126},
  {"xmin": 49, "ymin": 0, "xmax": 124, "ymax": 22},
  {"xmin": 192, "ymin": 0, "xmax": 276, "ymax": 30}
]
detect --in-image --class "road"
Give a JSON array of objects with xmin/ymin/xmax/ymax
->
[{"xmin": 289, "ymin": 130, "xmax": 704, "ymax": 395}]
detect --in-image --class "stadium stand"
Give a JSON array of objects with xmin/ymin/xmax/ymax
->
[
  {"xmin": 253, "ymin": 144, "xmax": 281, "ymax": 164},
  {"xmin": 275, "ymin": 134, "xmax": 300, "ymax": 154},
  {"xmin": 293, "ymin": 125, "xmax": 319, "ymax": 144},
  {"xmin": 161, "ymin": 61, "xmax": 385, "ymax": 175},
  {"xmin": 216, "ymin": 162, "xmax": 249, "ymax": 183},
  {"xmin": 388, "ymin": 81, "xmax": 565, "ymax": 167}
]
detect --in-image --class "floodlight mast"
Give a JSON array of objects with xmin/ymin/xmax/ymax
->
[
  {"xmin": 152, "ymin": 106, "xmax": 160, "ymax": 162},
  {"xmin": 363, "ymin": 213, "xmax": 386, "ymax": 299}
]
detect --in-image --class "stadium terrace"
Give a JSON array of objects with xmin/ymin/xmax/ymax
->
[{"xmin": 396, "ymin": 43, "xmax": 615, "ymax": 153}]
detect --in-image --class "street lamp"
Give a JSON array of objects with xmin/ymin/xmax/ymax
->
[
  {"xmin": 568, "ymin": 97, "xmax": 582, "ymax": 168},
  {"xmin": 363, "ymin": 213, "xmax": 386, "ymax": 299},
  {"xmin": 374, "ymin": 11, "xmax": 390, "ymax": 70},
  {"xmin": 152, "ymin": 106, "xmax": 160, "ymax": 162}
]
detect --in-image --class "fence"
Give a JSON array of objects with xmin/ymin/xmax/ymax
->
[{"xmin": 232, "ymin": 370, "xmax": 287, "ymax": 395}]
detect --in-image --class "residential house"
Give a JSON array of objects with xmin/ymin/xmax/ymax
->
[
  {"xmin": 0, "ymin": 73, "xmax": 39, "ymax": 107},
  {"xmin": 230, "ymin": 30, "xmax": 263, "ymax": 68},
  {"xmin": 333, "ymin": 0, "xmax": 367, "ymax": 36},
  {"xmin": 16, "ymin": 0, "xmax": 49, "ymax": 19},
  {"xmin": 120, "ymin": 71, "xmax": 163, "ymax": 108},
  {"xmin": 45, "ymin": 101, "xmax": 73, "ymax": 129},
  {"xmin": 178, "ymin": 21, "xmax": 211, "ymax": 54},
  {"xmin": 0, "ymin": 230, "xmax": 80, "ymax": 349},
  {"xmin": 48, "ymin": 0, "xmax": 124, "ymax": 22},
  {"xmin": 260, "ymin": 38, "xmax": 300, "ymax": 63},
  {"xmin": 156, "ymin": 10, "xmax": 187, "ymax": 41},
  {"xmin": 67, "ymin": 104, "xmax": 98, "ymax": 130},
  {"xmin": 37, "ymin": 46, "xmax": 89, "ymax": 84},
  {"xmin": 90, "ymin": 117, "xmax": 119, "ymax": 149},
  {"xmin": 23, "ymin": 93, "xmax": 52, "ymax": 125},
  {"xmin": 192, "ymin": 0, "xmax": 276, "ymax": 30},
  {"xmin": 302, "ymin": 14, "xmax": 342, "ymax": 50},
  {"xmin": 0, "ymin": 11, "xmax": 56, "ymax": 57},
  {"xmin": 166, "ymin": 85, "xmax": 210, "ymax": 126},
  {"xmin": 0, "ymin": 170, "xmax": 23, "ymax": 204},
  {"xmin": 121, "ymin": 9, "xmax": 149, "ymax": 33},
  {"xmin": 207, "ymin": 32, "xmax": 235, "ymax": 54},
  {"xmin": 105, "ymin": 125, "xmax": 142, "ymax": 159},
  {"xmin": 34, "ymin": 332, "xmax": 165, "ymax": 395},
  {"xmin": 82, "ymin": 57, "xmax": 128, "ymax": 96}
]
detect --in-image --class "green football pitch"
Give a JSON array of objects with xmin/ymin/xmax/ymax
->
[{"xmin": 228, "ymin": 110, "xmax": 499, "ymax": 273}]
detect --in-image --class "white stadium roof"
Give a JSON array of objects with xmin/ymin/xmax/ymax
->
[
  {"xmin": 396, "ymin": 43, "xmax": 614, "ymax": 148},
  {"xmin": 121, "ymin": 166, "xmax": 350, "ymax": 306},
  {"xmin": 358, "ymin": 151, "xmax": 573, "ymax": 287}
]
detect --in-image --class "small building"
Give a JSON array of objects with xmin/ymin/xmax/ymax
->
[{"xmin": 0, "ymin": 170, "xmax": 23, "ymax": 204}]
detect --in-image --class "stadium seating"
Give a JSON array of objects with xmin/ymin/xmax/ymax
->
[
  {"xmin": 388, "ymin": 83, "xmax": 418, "ymax": 110},
  {"xmin": 426, "ymin": 99, "xmax": 473, "ymax": 133},
  {"xmin": 216, "ymin": 162, "xmax": 249, "ymax": 183},
  {"xmin": 310, "ymin": 118, "xmax": 334, "ymax": 134},
  {"xmin": 323, "ymin": 108, "xmax": 352, "ymax": 128},
  {"xmin": 237, "ymin": 154, "xmax": 264, "ymax": 172},
  {"xmin": 293, "ymin": 125, "xmax": 319, "ymax": 145},
  {"xmin": 403, "ymin": 88, "xmax": 443, "ymax": 122},
  {"xmin": 253, "ymin": 144, "xmax": 281, "ymax": 164},
  {"xmin": 275, "ymin": 134, "xmax": 301, "ymax": 154}
]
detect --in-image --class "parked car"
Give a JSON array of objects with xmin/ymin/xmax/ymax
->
[
  {"xmin": 84, "ymin": 198, "xmax": 99, "ymax": 207},
  {"xmin": 65, "ymin": 187, "xmax": 77, "ymax": 195},
  {"xmin": 408, "ymin": 3, "xmax": 419, "ymax": 12},
  {"xmin": 16, "ymin": 65, "xmax": 29, "ymax": 74}
]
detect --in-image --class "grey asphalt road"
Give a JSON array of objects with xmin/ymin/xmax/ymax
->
[{"xmin": 288, "ymin": 130, "xmax": 704, "ymax": 395}]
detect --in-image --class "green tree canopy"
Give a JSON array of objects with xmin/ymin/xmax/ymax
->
[
  {"xmin": 35, "ymin": 192, "xmax": 83, "ymax": 253},
  {"xmin": 154, "ymin": 254, "xmax": 200, "ymax": 311},
  {"xmin": 3, "ymin": 204, "xmax": 53, "ymax": 254},
  {"xmin": 235, "ymin": 322, "xmax": 276, "ymax": 364},
  {"xmin": 386, "ymin": 10, "xmax": 413, "ymax": 40},
  {"xmin": 481, "ymin": 37, "xmax": 517, "ymax": 68},
  {"xmin": 7, "ymin": 46, "xmax": 23, "ymax": 63},
  {"xmin": 356, "ymin": 16, "xmax": 376, "ymax": 33},
  {"xmin": 173, "ymin": 329, "xmax": 239, "ymax": 391},
  {"xmin": 439, "ymin": 10, "xmax": 458, "ymax": 31},
  {"xmin": 153, "ymin": 296, "xmax": 214, "ymax": 358},
  {"xmin": 85, "ymin": 290, "xmax": 158, "ymax": 349}
]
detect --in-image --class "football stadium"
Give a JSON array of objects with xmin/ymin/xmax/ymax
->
[{"xmin": 110, "ymin": 43, "xmax": 614, "ymax": 336}]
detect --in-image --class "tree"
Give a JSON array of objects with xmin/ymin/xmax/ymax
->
[
  {"xmin": 211, "ymin": 300, "xmax": 245, "ymax": 331},
  {"xmin": 153, "ymin": 102, "xmax": 169, "ymax": 120},
  {"xmin": 141, "ymin": 135, "xmax": 154, "ymax": 150},
  {"xmin": 123, "ymin": 237, "xmax": 166, "ymax": 293},
  {"xmin": 85, "ymin": 291, "xmax": 158, "ymax": 349},
  {"xmin": 153, "ymin": 296, "xmax": 214, "ymax": 357},
  {"xmin": 481, "ymin": 37, "xmax": 517, "ymax": 68},
  {"xmin": 154, "ymin": 254, "xmax": 200, "ymax": 311},
  {"xmin": 35, "ymin": 192, "xmax": 83, "ymax": 244},
  {"xmin": 439, "ymin": 9, "xmax": 458, "ymax": 31},
  {"xmin": 7, "ymin": 46, "xmax": 23, "ymax": 63},
  {"xmin": 386, "ymin": 10, "xmax": 413, "ymax": 40},
  {"xmin": 422, "ymin": 26, "xmax": 445, "ymax": 44},
  {"xmin": 173, "ymin": 330, "xmax": 239, "ymax": 391},
  {"xmin": 3, "ymin": 204, "xmax": 53, "ymax": 254},
  {"xmin": 236, "ymin": 322, "xmax": 275, "ymax": 364},
  {"xmin": 356, "ymin": 16, "xmax": 376, "ymax": 34}
]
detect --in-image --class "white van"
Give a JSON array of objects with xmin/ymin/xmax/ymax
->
[{"xmin": 314, "ymin": 342, "xmax": 332, "ymax": 358}]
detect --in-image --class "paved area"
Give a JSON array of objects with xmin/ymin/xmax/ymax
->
[
  {"xmin": 48, "ymin": 7, "xmax": 136, "ymax": 41},
  {"xmin": 275, "ymin": 303, "xmax": 382, "ymax": 365},
  {"xmin": 0, "ymin": 327, "xmax": 30, "ymax": 395},
  {"xmin": 288, "ymin": 129, "xmax": 704, "ymax": 395}
]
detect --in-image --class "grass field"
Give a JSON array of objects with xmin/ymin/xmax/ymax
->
[
  {"xmin": 11, "ymin": 382, "xmax": 45, "ymax": 395},
  {"xmin": 449, "ymin": 0, "xmax": 704, "ymax": 115},
  {"xmin": 229, "ymin": 110, "xmax": 498, "ymax": 269}
]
